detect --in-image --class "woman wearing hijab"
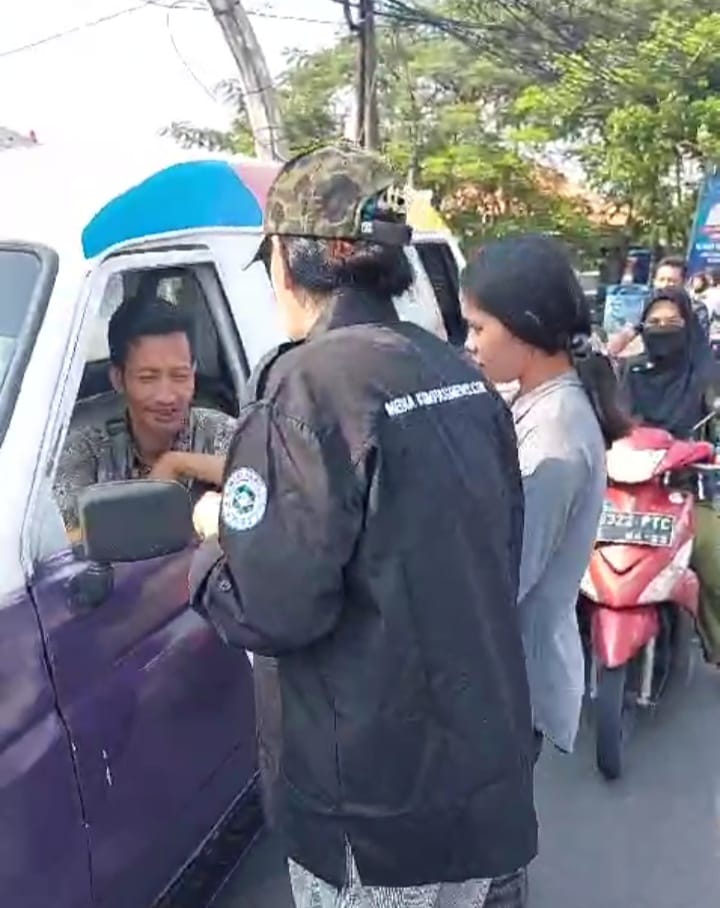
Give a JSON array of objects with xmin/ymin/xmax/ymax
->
[{"xmin": 618, "ymin": 286, "xmax": 720, "ymax": 663}]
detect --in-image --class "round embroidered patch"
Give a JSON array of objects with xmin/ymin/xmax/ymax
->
[{"xmin": 222, "ymin": 467, "xmax": 268, "ymax": 532}]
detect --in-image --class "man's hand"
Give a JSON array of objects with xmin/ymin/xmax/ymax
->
[
  {"xmin": 148, "ymin": 451, "xmax": 185, "ymax": 482},
  {"xmin": 66, "ymin": 526, "xmax": 84, "ymax": 546},
  {"xmin": 149, "ymin": 452, "xmax": 226, "ymax": 487},
  {"xmin": 193, "ymin": 492, "xmax": 222, "ymax": 540}
]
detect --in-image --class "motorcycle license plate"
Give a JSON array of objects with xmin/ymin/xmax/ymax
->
[{"xmin": 597, "ymin": 508, "xmax": 675, "ymax": 546}]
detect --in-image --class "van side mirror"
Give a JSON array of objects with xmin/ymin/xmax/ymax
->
[{"xmin": 78, "ymin": 480, "xmax": 194, "ymax": 563}]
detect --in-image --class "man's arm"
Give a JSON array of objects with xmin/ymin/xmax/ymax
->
[
  {"xmin": 149, "ymin": 451, "xmax": 226, "ymax": 487},
  {"xmin": 53, "ymin": 430, "xmax": 99, "ymax": 539},
  {"xmin": 190, "ymin": 403, "xmax": 363, "ymax": 656},
  {"xmin": 150, "ymin": 410, "xmax": 237, "ymax": 487}
]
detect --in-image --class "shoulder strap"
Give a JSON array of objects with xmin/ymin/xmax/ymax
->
[{"xmin": 102, "ymin": 417, "xmax": 132, "ymax": 482}]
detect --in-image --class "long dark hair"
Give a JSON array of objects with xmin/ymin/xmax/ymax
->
[
  {"xmin": 461, "ymin": 234, "xmax": 631, "ymax": 446},
  {"xmin": 279, "ymin": 233, "xmax": 414, "ymax": 299}
]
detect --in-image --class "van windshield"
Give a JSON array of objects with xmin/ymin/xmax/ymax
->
[{"xmin": 0, "ymin": 249, "xmax": 42, "ymax": 387}]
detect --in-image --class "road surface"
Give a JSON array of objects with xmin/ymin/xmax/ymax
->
[{"xmin": 215, "ymin": 656, "xmax": 720, "ymax": 908}]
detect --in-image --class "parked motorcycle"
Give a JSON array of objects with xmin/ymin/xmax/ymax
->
[{"xmin": 580, "ymin": 416, "xmax": 720, "ymax": 780}]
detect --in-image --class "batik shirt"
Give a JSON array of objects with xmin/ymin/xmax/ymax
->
[{"xmin": 54, "ymin": 407, "xmax": 237, "ymax": 529}]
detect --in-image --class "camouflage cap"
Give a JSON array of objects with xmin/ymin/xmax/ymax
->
[{"xmin": 262, "ymin": 143, "xmax": 411, "ymax": 246}]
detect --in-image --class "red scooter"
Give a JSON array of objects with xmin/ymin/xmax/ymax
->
[{"xmin": 580, "ymin": 417, "xmax": 720, "ymax": 780}]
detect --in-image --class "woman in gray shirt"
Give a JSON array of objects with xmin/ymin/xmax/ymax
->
[{"xmin": 461, "ymin": 235, "xmax": 631, "ymax": 756}]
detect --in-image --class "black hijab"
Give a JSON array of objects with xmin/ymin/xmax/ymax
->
[{"xmin": 621, "ymin": 287, "xmax": 715, "ymax": 437}]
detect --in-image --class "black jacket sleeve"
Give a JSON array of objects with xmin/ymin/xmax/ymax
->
[{"xmin": 191, "ymin": 401, "xmax": 363, "ymax": 656}]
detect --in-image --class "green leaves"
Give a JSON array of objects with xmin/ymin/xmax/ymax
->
[
  {"xmin": 514, "ymin": 11, "xmax": 720, "ymax": 246},
  {"xmin": 164, "ymin": 1, "xmax": 719, "ymax": 254}
]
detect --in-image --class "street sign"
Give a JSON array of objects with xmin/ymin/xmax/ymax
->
[{"xmin": 687, "ymin": 172, "xmax": 720, "ymax": 277}]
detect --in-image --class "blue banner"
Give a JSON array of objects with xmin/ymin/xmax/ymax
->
[{"xmin": 687, "ymin": 173, "xmax": 720, "ymax": 277}]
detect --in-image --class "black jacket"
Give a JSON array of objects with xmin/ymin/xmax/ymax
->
[{"xmin": 192, "ymin": 291, "xmax": 537, "ymax": 888}]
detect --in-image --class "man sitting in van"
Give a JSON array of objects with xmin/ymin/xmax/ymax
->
[{"xmin": 55, "ymin": 296, "xmax": 236, "ymax": 539}]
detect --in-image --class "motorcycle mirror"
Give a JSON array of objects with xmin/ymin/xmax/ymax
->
[{"xmin": 712, "ymin": 397, "xmax": 720, "ymax": 415}]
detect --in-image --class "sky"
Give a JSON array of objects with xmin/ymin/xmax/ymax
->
[{"xmin": 0, "ymin": 0, "xmax": 346, "ymax": 143}]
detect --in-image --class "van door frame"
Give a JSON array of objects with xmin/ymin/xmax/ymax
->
[
  {"xmin": 411, "ymin": 233, "xmax": 466, "ymax": 346},
  {"xmin": 23, "ymin": 241, "xmax": 259, "ymax": 907}
]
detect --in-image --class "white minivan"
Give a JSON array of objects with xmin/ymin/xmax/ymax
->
[{"xmin": 0, "ymin": 141, "xmax": 467, "ymax": 908}]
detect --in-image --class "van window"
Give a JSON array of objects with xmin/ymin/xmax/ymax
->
[
  {"xmin": 414, "ymin": 242, "xmax": 466, "ymax": 346},
  {"xmin": 79, "ymin": 264, "xmax": 243, "ymax": 417},
  {"xmin": 0, "ymin": 250, "xmax": 41, "ymax": 384},
  {"xmin": 0, "ymin": 244, "xmax": 57, "ymax": 443}
]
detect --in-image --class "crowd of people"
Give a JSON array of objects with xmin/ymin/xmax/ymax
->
[{"xmin": 55, "ymin": 140, "xmax": 718, "ymax": 908}]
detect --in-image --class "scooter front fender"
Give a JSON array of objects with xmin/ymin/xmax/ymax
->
[{"xmin": 591, "ymin": 605, "xmax": 659, "ymax": 669}]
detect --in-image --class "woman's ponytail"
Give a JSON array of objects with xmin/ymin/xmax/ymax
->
[{"xmin": 570, "ymin": 336, "xmax": 632, "ymax": 447}]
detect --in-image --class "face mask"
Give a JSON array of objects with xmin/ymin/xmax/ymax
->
[{"xmin": 643, "ymin": 325, "xmax": 687, "ymax": 362}]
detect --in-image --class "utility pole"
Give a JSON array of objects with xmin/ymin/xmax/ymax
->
[
  {"xmin": 355, "ymin": 9, "xmax": 366, "ymax": 146},
  {"xmin": 345, "ymin": 0, "xmax": 380, "ymax": 150},
  {"xmin": 362, "ymin": 0, "xmax": 380, "ymax": 150},
  {"xmin": 206, "ymin": 0, "xmax": 288, "ymax": 161}
]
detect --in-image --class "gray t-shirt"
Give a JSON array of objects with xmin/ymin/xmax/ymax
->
[{"xmin": 510, "ymin": 371, "xmax": 606, "ymax": 752}]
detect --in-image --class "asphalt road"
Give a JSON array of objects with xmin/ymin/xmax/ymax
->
[{"xmin": 215, "ymin": 655, "xmax": 720, "ymax": 908}]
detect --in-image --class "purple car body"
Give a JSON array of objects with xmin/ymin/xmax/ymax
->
[{"xmin": 2, "ymin": 546, "xmax": 258, "ymax": 908}]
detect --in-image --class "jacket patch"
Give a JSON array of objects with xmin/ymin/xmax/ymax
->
[{"xmin": 222, "ymin": 467, "xmax": 268, "ymax": 532}]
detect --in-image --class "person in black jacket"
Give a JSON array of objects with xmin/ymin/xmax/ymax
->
[{"xmin": 190, "ymin": 143, "xmax": 537, "ymax": 908}]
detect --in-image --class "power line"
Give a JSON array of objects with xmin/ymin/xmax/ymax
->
[
  {"xmin": 246, "ymin": 8, "xmax": 341, "ymax": 24},
  {"xmin": 0, "ymin": 5, "xmax": 148, "ymax": 59},
  {"xmin": 331, "ymin": 0, "xmax": 639, "ymax": 91},
  {"xmin": 164, "ymin": 6, "xmax": 219, "ymax": 102},
  {"xmin": 146, "ymin": 0, "xmax": 342, "ymax": 25},
  {"xmin": 164, "ymin": 7, "xmax": 282, "ymax": 106}
]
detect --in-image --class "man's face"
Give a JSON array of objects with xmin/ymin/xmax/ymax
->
[
  {"xmin": 112, "ymin": 332, "xmax": 195, "ymax": 439},
  {"xmin": 654, "ymin": 265, "xmax": 684, "ymax": 290}
]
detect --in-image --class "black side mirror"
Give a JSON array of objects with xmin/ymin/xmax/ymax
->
[{"xmin": 78, "ymin": 480, "xmax": 194, "ymax": 563}]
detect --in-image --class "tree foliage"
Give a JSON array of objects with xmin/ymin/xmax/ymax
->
[
  {"xmin": 515, "ymin": 12, "xmax": 720, "ymax": 246},
  {"xmin": 166, "ymin": 0, "xmax": 720, "ymax": 252}
]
